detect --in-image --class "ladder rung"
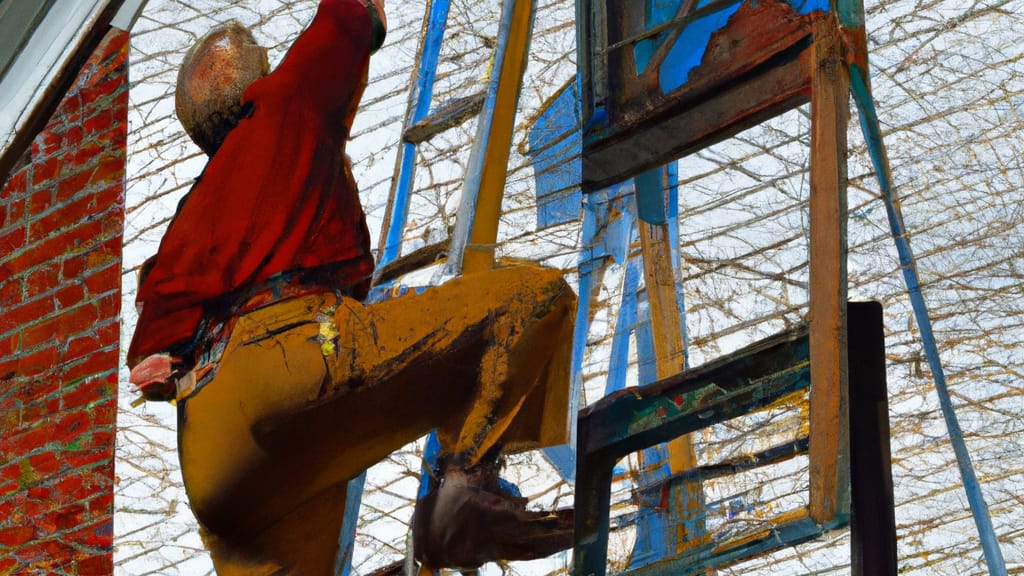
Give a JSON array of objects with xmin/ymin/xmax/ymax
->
[
  {"xmin": 373, "ymin": 239, "xmax": 448, "ymax": 286},
  {"xmin": 403, "ymin": 92, "xmax": 486, "ymax": 144}
]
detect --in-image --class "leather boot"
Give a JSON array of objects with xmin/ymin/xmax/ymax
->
[{"xmin": 412, "ymin": 455, "xmax": 573, "ymax": 570}]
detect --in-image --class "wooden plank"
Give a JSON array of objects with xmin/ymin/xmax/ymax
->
[
  {"xmin": 848, "ymin": 301, "xmax": 897, "ymax": 576},
  {"xmin": 402, "ymin": 92, "xmax": 486, "ymax": 144},
  {"xmin": 807, "ymin": 18, "xmax": 850, "ymax": 525},
  {"xmin": 578, "ymin": 326, "xmax": 809, "ymax": 460},
  {"xmin": 372, "ymin": 240, "xmax": 448, "ymax": 286},
  {"xmin": 582, "ymin": 45, "xmax": 812, "ymax": 191}
]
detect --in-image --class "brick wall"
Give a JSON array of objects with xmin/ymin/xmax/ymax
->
[{"xmin": 0, "ymin": 28, "xmax": 128, "ymax": 575}]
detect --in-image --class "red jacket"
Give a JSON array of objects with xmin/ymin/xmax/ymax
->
[{"xmin": 128, "ymin": 0, "xmax": 376, "ymax": 366}]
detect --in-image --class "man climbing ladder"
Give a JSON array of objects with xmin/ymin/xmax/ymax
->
[{"xmin": 127, "ymin": 0, "xmax": 574, "ymax": 572}]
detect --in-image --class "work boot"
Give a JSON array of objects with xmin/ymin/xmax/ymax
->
[{"xmin": 412, "ymin": 454, "xmax": 574, "ymax": 570}]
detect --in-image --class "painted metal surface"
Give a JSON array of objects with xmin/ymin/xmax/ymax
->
[
  {"xmin": 525, "ymin": 77, "xmax": 582, "ymax": 229},
  {"xmin": 578, "ymin": 327, "xmax": 811, "ymax": 458},
  {"xmin": 543, "ymin": 180, "xmax": 636, "ymax": 480},
  {"xmin": 446, "ymin": 0, "xmax": 537, "ymax": 275}
]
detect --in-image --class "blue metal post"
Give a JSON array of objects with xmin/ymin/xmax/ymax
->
[
  {"xmin": 380, "ymin": 0, "xmax": 452, "ymax": 265},
  {"xmin": 444, "ymin": 0, "xmax": 537, "ymax": 275},
  {"xmin": 850, "ymin": 65, "xmax": 1008, "ymax": 575}
]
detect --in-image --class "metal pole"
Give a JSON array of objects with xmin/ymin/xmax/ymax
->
[{"xmin": 850, "ymin": 64, "xmax": 1008, "ymax": 575}]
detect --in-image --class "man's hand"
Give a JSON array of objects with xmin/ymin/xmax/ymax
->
[{"xmin": 130, "ymin": 354, "xmax": 185, "ymax": 404}]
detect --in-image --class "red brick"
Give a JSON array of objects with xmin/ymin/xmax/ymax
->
[
  {"xmin": 94, "ymin": 38, "xmax": 127, "ymax": 76},
  {"xmin": 54, "ymin": 168, "xmax": 93, "ymax": 205},
  {"xmin": 0, "ymin": 278, "xmax": 22, "ymax": 309},
  {"xmin": 95, "ymin": 321, "xmax": 117, "ymax": 347},
  {"xmin": 64, "ymin": 334, "xmax": 98, "ymax": 361},
  {"xmin": 6, "ymin": 219, "xmax": 104, "ymax": 273},
  {"xmin": 62, "ymin": 447, "xmax": 110, "ymax": 474},
  {"xmin": 61, "ymin": 125, "xmax": 84, "ymax": 151},
  {"xmin": 77, "ymin": 554, "xmax": 112, "ymax": 576},
  {"xmin": 86, "ymin": 402, "xmax": 116, "ymax": 428},
  {"xmin": 98, "ymin": 121, "xmax": 128, "ymax": 149},
  {"xmin": 21, "ymin": 304, "xmax": 100, "ymax": 349},
  {"xmin": 88, "ymin": 157, "xmax": 124, "ymax": 190},
  {"xmin": 15, "ymin": 345, "xmax": 59, "ymax": 378},
  {"xmin": 60, "ymin": 379, "xmax": 110, "ymax": 411},
  {"xmin": 0, "ymin": 331, "xmax": 18, "ymax": 358},
  {"xmin": 25, "ymin": 262, "xmax": 60, "ymax": 299},
  {"xmin": 0, "ymin": 494, "xmax": 26, "ymax": 525},
  {"xmin": 54, "ymin": 474, "xmax": 86, "ymax": 502},
  {"xmin": 89, "ymin": 427, "xmax": 114, "ymax": 452},
  {"xmin": 17, "ymin": 537, "xmax": 69, "ymax": 565},
  {"xmin": 0, "ymin": 297, "xmax": 55, "ymax": 335},
  {"xmin": 26, "ymin": 485, "xmax": 52, "ymax": 500},
  {"xmin": 1, "ymin": 31, "xmax": 124, "ymax": 568},
  {"xmin": 95, "ymin": 182, "xmax": 123, "ymax": 213},
  {"xmin": 80, "ymin": 76, "xmax": 123, "ymax": 107},
  {"xmin": 28, "ymin": 193, "xmax": 96, "ymax": 243},
  {"xmin": 31, "ymin": 155, "xmax": 62, "ymax": 187},
  {"xmin": 86, "ymin": 492, "xmax": 112, "ymax": 516},
  {"xmin": 53, "ymin": 283, "xmax": 85, "ymax": 311},
  {"xmin": 53, "ymin": 411, "xmax": 93, "ymax": 447},
  {"xmin": 60, "ymin": 254, "xmax": 87, "ymax": 281},
  {"xmin": 82, "ymin": 261, "xmax": 118, "ymax": 297},
  {"xmin": 3, "ymin": 169, "xmax": 28, "ymax": 196},
  {"xmin": 0, "ymin": 462, "xmax": 18, "ymax": 483},
  {"xmin": 0, "ymin": 481, "xmax": 17, "ymax": 499},
  {"xmin": 72, "ymin": 141, "xmax": 105, "ymax": 169},
  {"xmin": 27, "ymin": 188, "xmax": 53, "ymax": 216},
  {"xmin": 3, "ymin": 198, "xmax": 24, "ymax": 228},
  {"xmin": 32, "ymin": 130, "xmax": 62, "ymax": 159},
  {"xmin": 19, "ymin": 396, "xmax": 60, "ymax": 428},
  {"xmin": 54, "ymin": 504, "xmax": 87, "ymax": 531},
  {"xmin": 0, "ymin": 226, "xmax": 26, "ymax": 259},
  {"xmin": 21, "ymin": 491, "xmax": 54, "ymax": 519},
  {"xmin": 12, "ymin": 377, "xmax": 58, "ymax": 406},
  {"xmin": 0, "ymin": 406, "xmax": 18, "ymax": 432},
  {"xmin": 60, "ymin": 351, "xmax": 113, "ymax": 385},
  {"xmin": 67, "ymin": 517, "xmax": 112, "ymax": 549},
  {"xmin": 0, "ymin": 403, "xmax": 90, "ymax": 460},
  {"xmin": 29, "ymin": 452, "xmax": 60, "ymax": 478},
  {"xmin": 0, "ymin": 525, "xmax": 34, "ymax": 547},
  {"xmin": 112, "ymin": 85, "xmax": 129, "ymax": 110},
  {"xmin": 0, "ymin": 359, "xmax": 17, "ymax": 382},
  {"xmin": 1, "ymin": 425, "xmax": 53, "ymax": 462},
  {"xmin": 82, "ymin": 110, "xmax": 114, "ymax": 138}
]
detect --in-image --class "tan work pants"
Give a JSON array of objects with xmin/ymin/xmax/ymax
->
[{"xmin": 178, "ymin": 264, "xmax": 575, "ymax": 574}]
